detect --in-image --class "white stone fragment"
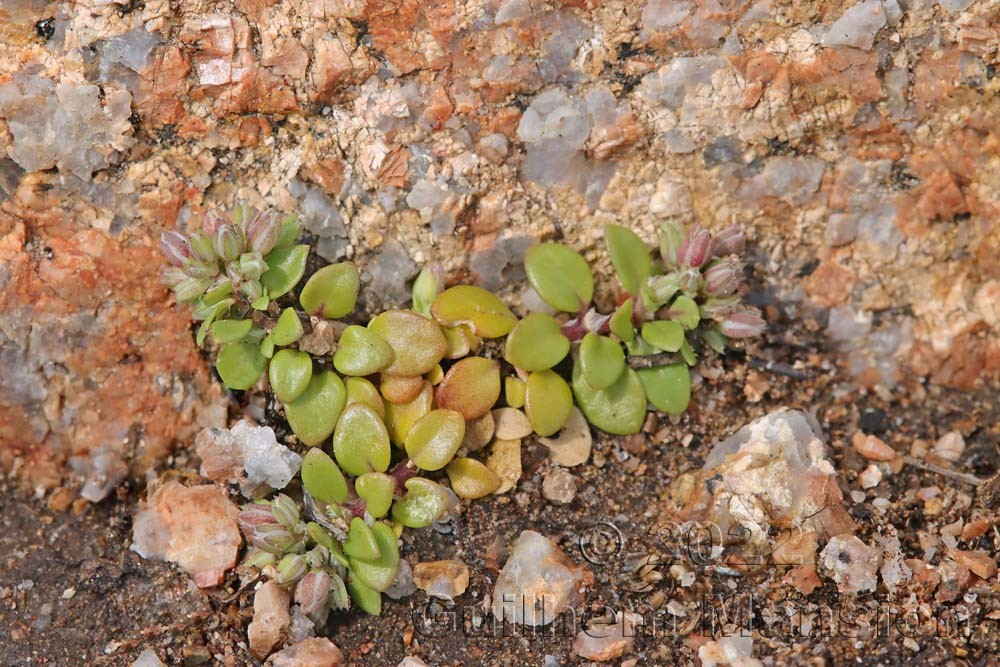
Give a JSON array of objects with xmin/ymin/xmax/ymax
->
[
  {"xmin": 822, "ymin": 0, "xmax": 887, "ymax": 51},
  {"xmin": 698, "ymin": 636, "xmax": 762, "ymax": 667},
  {"xmin": 0, "ymin": 75, "xmax": 134, "ymax": 179},
  {"xmin": 932, "ymin": 431, "xmax": 965, "ymax": 462},
  {"xmin": 859, "ymin": 464, "xmax": 882, "ymax": 489},
  {"xmin": 819, "ymin": 534, "xmax": 881, "ymax": 594},
  {"xmin": 132, "ymin": 649, "xmax": 165, "ymax": 667},
  {"xmin": 232, "ymin": 420, "xmax": 302, "ymax": 492},
  {"xmin": 492, "ymin": 530, "xmax": 589, "ymax": 626}
]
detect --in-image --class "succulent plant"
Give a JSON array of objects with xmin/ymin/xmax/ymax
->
[
  {"xmin": 165, "ymin": 205, "xmax": 764, "ymax": 628},
  {"xmin": 523, "ymin": 222, "xmax": 764, "ymax": 430}
]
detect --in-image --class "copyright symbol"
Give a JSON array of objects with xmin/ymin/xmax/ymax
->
[{"xmin": 578, "ymin": 521, "xmax": 625, "ymax": 565}]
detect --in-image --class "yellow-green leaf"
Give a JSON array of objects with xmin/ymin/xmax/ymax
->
[
  {"xmin": 579, "ymin": 333, "xmax": 626, "ymax": 390},
  {"xmin": 641, "ymin": 320, "xmax": 685, "ymax": 352},
  {"xmin": 261, "ymin": 244, "xmax": 309, "ymax": 298},
  {"xmin": 572, "ymin": 363, "xmax": 646, "ymax": 435},
  {"xmin": 299, "ymin": 262, "xmax": 360, "ymax": 319},
  {"xmin": 284, "ymin": 370, "xmax": 346, "ymax": 446},
  {"xmin": 368, "ymin": 310, "xmax": 447, "ymax": 376},
  {"xmin": 215, "ymin": 341, "xmax": 266, "ymax": 390},
  {"xmin": 605, "ymin": 224, "xmax": 651, "ymax": 296},
  {"xmin": 430, "ymin": 286, "xmax": 517, "ymax": 338},
  {"xmin": 268, "ymin": 348, "xmax": 313, "ymax": 403},
  {"xmin": 503, "ymin": 313, "xmax": 570, "ymax": 371},
  {"xmin": 524, "ymin": 243, "xmax": 594, "ymax": 312},
  {"xmin": 638, "ymin": 363, "xmax": 691, "ymax": 416},
  {"xmin": 525, "ymin": 369, "xmax": 573, "ymax": 437}
]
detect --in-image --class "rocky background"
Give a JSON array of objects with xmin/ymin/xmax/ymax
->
[
  {"xmin": 1, "ymin": 1, "xmax": 999, "ymax": 664},
  {"xmin": 2, "ymin": 0, "xmax": 998, "ymax": 495}
]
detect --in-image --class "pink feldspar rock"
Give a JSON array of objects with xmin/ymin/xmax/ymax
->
[
  {"xmin": 266, "ymin": 638, "xmax": 345, "ymax": 667},
  {"xmin": 131, "ymin": 481, "xmax": 242, "ymax": 587},
  {"xmin": 248, "ymin": 581, "xmax": 292, "ymax": 659}
]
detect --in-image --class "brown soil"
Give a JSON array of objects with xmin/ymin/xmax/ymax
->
[{"xmin": 3, "ymin": 341, "xmax": 997, "ymax": 666}]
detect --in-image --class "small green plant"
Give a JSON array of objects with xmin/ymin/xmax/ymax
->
[
  {"xmin": 522, "ymin": 222, "xmax": 763, "ymax": 432},
  {"xmin": 161, "ymin": 208, "xmax": 763, "ymax": 626}
]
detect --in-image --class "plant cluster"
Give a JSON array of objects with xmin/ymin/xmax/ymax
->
[
  {"xmin": 161, "ymin": 207, "xmax": 763, "ymax": 622},
  {"xmin": 521, "ymin": 222, "xmax": 764, "ymax": 434}
]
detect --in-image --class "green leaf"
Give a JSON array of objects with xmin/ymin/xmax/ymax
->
[
  {"xmin": 392, "ymin": 478, "xmax": 449, "ymax": 528},
  {"xmin": 434, "ymin": 357, "xmax": 501, "ymax": 420},
  {"xmin": 346, "ymin": 377, "xmax": 386, "ymax": 419},
  {"xmin": 505, "ymin": 376, "xmax": 526, "ymax": 409},
  {"xmin": 344, "ymin": 517, "xmax": 381, "ymax": 561},
  {"xmin": 333, "ymin": 325, "xmax": 395, "ymax": 376},
  {"xmin": 641, "ymin": 320, "xmax": 685, "ymax": 352},
  {"xmin": 202, "ymin": 280, "xmax": 233, "ymax": 306},
  {"xmin": 284, "ymin": 370, "xmax": 347, "ymax": 446},
  {"xmin": 579, "ymin": 333, "xmax": 626, "ymax": 390},
  {"xmin": 210, "ymin": 318, "xmax": 253, "ymax": 344},
  {"xmin": 301, "ymin": 449, "xmax": 348, "ymax": 504},
  {"xmin": 404, "ymin": 409, "xmax": 465, "ymax": 471},
  {"xmin": 383, "ymin": 382, "xmax": 433, "ymax": 446},
  {"xmin": 348, "ymin": 521, "xmax": 399, "ymax": 592},
  {"xmin": 333, "ymin": 403, "xmax": 391, "ymax": 476},
  {"xmin": 271, "ymin": 307, "xmax": 304, "ymax": 346},
  {"xmin": 355, "ymin": 473, "xmax": 396, "ymax": 519},
  {"xmin": 503, "ymin": 313, "xmax": 570, "ymax": 372},
  {"xmin": 268, "ymin": 348, "xmax": 313, "ymax": 403},
  {"xmin": 680, "ymin": 338, "xmax": 697, "ymax": 366},
  {"xmin": 347, "ymin": 572, "xmax": 382, "ymax": 615},
  {"xmin": 605, "ymin": 224, "xmax": 651, "ymax": 296},
  {"xmin": 572, "ymin": 363, "xmax": 647, "ymax": 435},
  {"xmin": 625, "ymin": 336, "xmax": 658, "ymax": 357},
  {"xmin": 430, "ymin": 286, "xmax": 517, "ymax": 338},
  {"xmin": 411, "ymin": 266, "xmax": 440, "ymax": 317},
  {"xmin": 261, "ymin": 244, "xmax": 309, "ymax": 298},
  {"xmin": 215, "ymin": 341, "xmax": 266, "ymax": 390},
  {"xmin": 195, "ymin": 298, "xmax": 235, "ymax": 346},
  {"xmin": 524, "ymin": 369, "xmax": 573, "ymax": 437},
  {"xmin": 702, "ymin": 328, "xmax": 727, "ymax": 353},
  {"xmin": 300, "ymin": 262, "xmax": 360, "ymax": 319},
  {"xmin": 368, "ymin": 310, "xmax": 447, "ymax": 376},
  {"xmin": 524, "ymin": 243, "xmax": 594, "ymax": 312},
  {"xmin": 609, "ymin": 298, "xmax": 635, "ymax": 343},
  {"xmin": 260, "ymin": 335, "xmax": 275, "ymax": 359},
  {"xmin": 251, "ymin": 293, "xmax": 270, "ymax": 311},
  {"xmin": 669, "ymin": 295, "xmax": 700, "ymax": 330},
  {"xmin": 306, "ymin": 522, "xmax": 348, "ymax": 567},
  {"xmin": 638, "ymin": 364, "xmax": 691, "ymax": 416},
  {"xmin": 274, "ymin": 215, "xmax": 301, "ymax": 249},
  {"xmin": 446, "ymin": 458, "xmax": 501, "ymax": 499}
]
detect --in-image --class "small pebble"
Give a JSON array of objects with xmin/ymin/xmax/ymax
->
[
  {"xmin": 542, "ymin": 468, "xmax": 577, "ymax": 505},
  {"xmin": 859, "ymin": 464, "xmax": 882, "ymax": 489},
  {"xmin": 932, "ymin": 431, "xmax": 965, "ymax": 462}
]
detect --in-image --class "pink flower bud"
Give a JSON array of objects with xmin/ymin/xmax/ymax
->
[
  {"xmin": 246, "ymin": 211, "xmax": 279, "ymax": 255},
  {"xmin": 720, "ymin": 309, "xmax": 766, "ymax": 339},
  {"xmin": 202, "ymin": 210, "xmax": 226, "ymax": 235},
  {"xmin": 295, "ymin": 570, "xmax": 331, "ymax": 616},
  {"xmin": 188, "ymin": 231, "xmax": 217, "ymax": 264},
  {"xmin": 237, "ymin": 503, "xmax": 278, "ymax": 532},
  {"xmin": 703, "ymin": 259, "xmax": 741, "ymax": 297},
  {"xmin": 160, "ymin": 231, "xmax": 191, "ymax": 267},
  {"xmin": 713, "ymin": 225, "xmax": 746, "ymax": 257},
  {"xmin": 678, "ymin": 225, "xmax": 715, "ymax": 269},
  {"xmin": 699, "ymin": 294, "xmax": 740, "ymax": 319},
  {"xmin": 161, "ymin": 266, "xmax": 187, "ymax": 289},
  {"xmin": 271, "ymin": 494, "xmax": 300, "ymax": 530},
  {"xmin": 213, "ymin": 224, "xmax": 244, "ymax": 263},
  {"xmin": 250, "ymin": 524, "xmax": 298, "ymax": 554}
]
